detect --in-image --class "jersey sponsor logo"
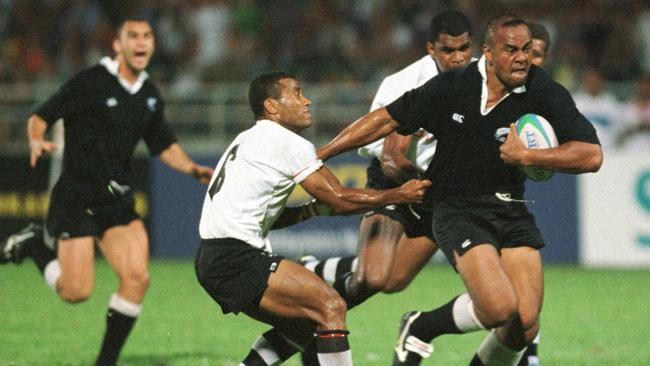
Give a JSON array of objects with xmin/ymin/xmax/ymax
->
[
  {"xmin": 461, "ymin": 238, "xmax": 472, "ymax": 248},
  {"xmin": 106, "ymin": 97, "xmax": 118, "ymax": 107},
  {"xmin": 147, "ymin": 97, "xmax": 157, "ymax": 111},
  {"xmin": 452, "ymin": 113, "xmax": 465, "ymax": 124}
]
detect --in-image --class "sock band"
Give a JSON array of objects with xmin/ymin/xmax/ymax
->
[
  {"xmin": 109, "ymin": 293, "xmax": 143, "ymax": 317},
  {"xmin": 453, "ymin": 293, "xmax": 486, "ymax": 332},
  {"xmin": 316, "ymin": 329, "xmax": 350, "ymax": 353},
  {"xmin": 251, "ymin": 335, "xmax": 280, "ymax": 365}
]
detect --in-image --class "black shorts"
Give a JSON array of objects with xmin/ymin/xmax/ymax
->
[
  {"xmin": 195, "ymin": 238, "xmax": 283, "ymax": 314},
  {"xmin": 46, "ymin": 180, "xmax": 139, "ymax": 240},
  {"xmin": 432, "ymin": 193, "xmax": 545, "ymax": 265},
  {"xmin": 365, "ymin": 158, "xmax": 433, "ymax": 239}
]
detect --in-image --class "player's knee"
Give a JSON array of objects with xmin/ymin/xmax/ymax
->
[
  {"xmin": 59, "ymin": 282, "xmax": 93, "ymax": 303},
  {"xmin": 121, "ymin": 269, "xmax": 150, "ymax": 294},
  {"xmin": 361, "ymin": 270, "xmax": 389, "ymax": 292},
  {"xmin": 381, "ymin": 273, "xmax": 411, "ymax": 293},
  {"xmin": 479, "ymin": 296, "xmax": 518, "ymax": 328}
]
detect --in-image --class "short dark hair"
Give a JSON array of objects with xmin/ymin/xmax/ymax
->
[
  {"xmin": 429, "ymin": 10, "xmax": 472, "ymax": 42},
  {"xmin": 249, "ymin": 72, "xmax": 296, "ymax": 118},
  {"xmin": 528, "ymin": 21, "xmax": 551, "ymax": 53},
  {"xmin": 115, "ymin": 16, "xmax": 152, "ymax": 38},
  {"xmin": 484, "ymin": 14, "xmax": 528, "ymax": 46}
]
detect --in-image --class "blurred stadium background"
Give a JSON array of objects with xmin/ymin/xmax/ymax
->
[
  {"xmin": 1, "ymin": 1, "xmax": 650, "ymax": 365},
  {"xmin": 1, "ymin": 0, "xmax": 649, "ymax": 265}
]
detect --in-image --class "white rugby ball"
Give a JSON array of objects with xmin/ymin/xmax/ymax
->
[{"xmin": 515, "ymin": 114, "xmax": 559, "ymax": 182}]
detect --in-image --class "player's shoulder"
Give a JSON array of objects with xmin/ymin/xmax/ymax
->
[
  {"xmin": 381, "ymin": 56, "xmax": 433, "ymax": 87},
  {"xmin": 527, "ymin": 65, "xmax": 567, "ymax": 95}
]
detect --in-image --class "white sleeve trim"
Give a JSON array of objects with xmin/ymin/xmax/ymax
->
[{"xmin": 292, "ymin": 160, "xmax": 323, "ymax": 183}]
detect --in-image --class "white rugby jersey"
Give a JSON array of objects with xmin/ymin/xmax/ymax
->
[
  {"xmin": 358, "ymin": 55, "xmax": 440, "ymax": 171},
  {"xmin": 199, "ymin": 119, "xmax": 323, "ymax": 251}
]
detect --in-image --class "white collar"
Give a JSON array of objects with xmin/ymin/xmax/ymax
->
[
  {"xmin": 100, "ymin": 57, "xmax": 149, "ymax": 95},
  {"xmin": 478, "ymin": 55, "xmax": 526, "ymax": 115}
]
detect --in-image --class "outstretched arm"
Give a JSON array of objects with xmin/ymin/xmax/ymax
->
[
  {"xmin": 317, "ymin": 108, "xmax": 400, "ymax": 161},
  {"xmin": 159, "ymin": 143, "xmax": 214, "ymax": 184},
  {"xmin": 500, "ymin": 124, "xmax": 603, "ymax": 173},
  {"xmin": 300, "ymin": 166, "xmax": 430, "ymax": 215}
]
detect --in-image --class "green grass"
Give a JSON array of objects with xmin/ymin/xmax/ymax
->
[{"xmin": 1, "ymin": 261, "xmax": 649, "ymax": 365}]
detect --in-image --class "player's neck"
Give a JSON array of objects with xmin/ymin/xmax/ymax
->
[
  {"xmin": 485, "ymin": 68, "xmax": 509, "ymax": 108},
  {"xmin": 117, "ymin": 62, "xmax": 142, "ymax": 85}
]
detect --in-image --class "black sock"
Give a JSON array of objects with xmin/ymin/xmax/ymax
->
[
  {"xmin": 241, "ymin": 350, "xmax": 267, "ymax": 366},
  {"xmin": 469, "ymin": 354, "xmax": 486, "ymax": 366},
  {"xmin": 332, "ymin": 272, "xmax": 377, "ymax": 309},
  {"xmin": 517, "ymin": 342, "xmax": 539, "ymax": 366},
  {"xmin": 95, "ymin": 309, "xmax": 137, "ymax": 366},
  {"xmin": 334, "ymin": 256, "xmax": 356, "ymax": 280},
  {"xmin": 24, "ymin": 237, "xmax": 56, "ymax": 274},
  {"xmin": 300, "ymin": 340, "xmax": 320, "ymax": 366},
  {"xmin": 262, "ymin": 328, "xmax": 299, "ymax": 361},
  {"xmin": 410, "ymin": 296, "xmax": 462, "ymax": 342}
]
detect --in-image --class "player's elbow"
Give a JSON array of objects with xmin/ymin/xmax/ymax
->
[{"xmin": 586, "ymin": 149, "xmax": 603, "ymax": 172}]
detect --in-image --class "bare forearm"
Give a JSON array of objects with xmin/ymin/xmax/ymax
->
[
  {"xmin": 522, "ymin": 141, "xmax": 603, "ymax": 173},
  {"xmin": 271, "ymin": 201, "xmax": 325, "ymax": 229},
  {"xmin": 159, "ymin": 143, "xmax": 195, "ymax": 175},
  {"xmin": 326, "ymin": 187, "xmax": 405, "ymax": 215},
  {"xmin": 317, "ymin": 108, "xmax": 398, "ymax": 161}
]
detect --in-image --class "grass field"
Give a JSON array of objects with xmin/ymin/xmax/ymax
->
[{"xmin": 2, "ymin": 260, "xmax": 650, "ymax": 365}]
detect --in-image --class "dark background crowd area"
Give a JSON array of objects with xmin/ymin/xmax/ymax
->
[{"xmin": 1, "ymin": 0, "xmax": 649, "ymax": 85}]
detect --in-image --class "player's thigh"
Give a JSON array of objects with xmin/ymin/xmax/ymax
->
[
  {"xmin": 384, "ymin": 235, "xmax": 437, "ymax": 292},
  {"xmin": 260, "ymin": 259, "xmax": 346, "ymax": 327},
  {"xmin": 98, "ymin": 219, "xmax": 149, "ymax": 282},
  {"xmin": 57, "ymin": 236, "xmax": 96, "ymax": 292},
  {"xmin": 455, "ymin": 244, "xmax": 518, "ymax": 326},
  {"xmin": 357, "ymin": 213, "xmax": 404, "ymax": 282},
  {"xmin": 500, "ymin": 246, "xmax": 543, "ymax": 328}
]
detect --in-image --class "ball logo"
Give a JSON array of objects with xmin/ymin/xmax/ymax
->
[{"xmin": 515, "ymin": 114, "xmax": 558, "ymax": 182}]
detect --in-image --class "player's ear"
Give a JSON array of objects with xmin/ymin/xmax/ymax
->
[
  {"xmin": 263, "ymin": 98, "xmax": 278, "ymax": 115},
  {"xmin": 483, "ymin": 43, "xmax": 492, "ymax": 63},
  {"xmin": 112, "ymin": 38, "xmax": 121, "ymax": 55},
  {"xmin": 426, "ymin": 42, "xmax": 435, "ymax": 56}
]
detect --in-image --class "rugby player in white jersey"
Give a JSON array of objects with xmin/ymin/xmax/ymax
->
[{"xmin": 195, "ymin": 72, "xmax": 431, "ymax": 366}]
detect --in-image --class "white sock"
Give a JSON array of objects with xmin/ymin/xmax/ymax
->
[
  {"xmin": 44, "ymin": 259, "xmax": 61, "ymax": 291},
  {"xmin": 477, "ymin": 330, "xmax": 525, "ymax": 366},
  {"xmin": 109, "ymin": 293, "xmax": 142, "ymax": 317},
  {"xmin": 453, "ymin": 293, "xmax": 485, "ymax": 332},
  {"xmin": 317, "ymin": 349, "xmax": 353, "ymax": 366},
  {"xmin": 322, "ymin": 257, "xmax": 342, "ymax": 283}
]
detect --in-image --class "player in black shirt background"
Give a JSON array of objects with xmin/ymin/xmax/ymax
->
[
  {"xmin": 1, "ymin": 17, "xmax": 213, "ymax": 366},
  {"xmin": 316, "ymin": 14, "xmax": 602, "ymax": 366}
]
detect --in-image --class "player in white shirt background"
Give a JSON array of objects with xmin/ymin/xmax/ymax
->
[{"xmin": 195, "ymin": 71, "xmax": 430, "ymax": 366}]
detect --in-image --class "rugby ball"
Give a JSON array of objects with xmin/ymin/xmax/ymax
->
[{"xmin": 515, "ymin": 114, "xmax": 559, "ymax": 182}]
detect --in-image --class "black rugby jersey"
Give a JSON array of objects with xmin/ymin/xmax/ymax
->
[
  {"xmin": 386, "ymin": 60, "xmax": 600, "ymax": 198},
  {"xmin": 35, "ymin": 61, "xmax": 176, "ymax": 193}
]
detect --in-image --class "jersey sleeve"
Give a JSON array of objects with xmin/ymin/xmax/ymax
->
[
  {"xmin": 539, "ymin": 81, "xmax": 601, "ymax": 145},
  {"xmin": 142, "ymin": 96, "xmax": 178, "ymax": 155},
  {"xmin": 33, "ymin": 70, "xmax": 90, "ymax": 127},
  {"xmin": 385, "ymin": 73, "xmax": 450, "ymax": 136},
  {"xmin": 284, "ymin": 136, "xmax": 323, "ymax": 184}
]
